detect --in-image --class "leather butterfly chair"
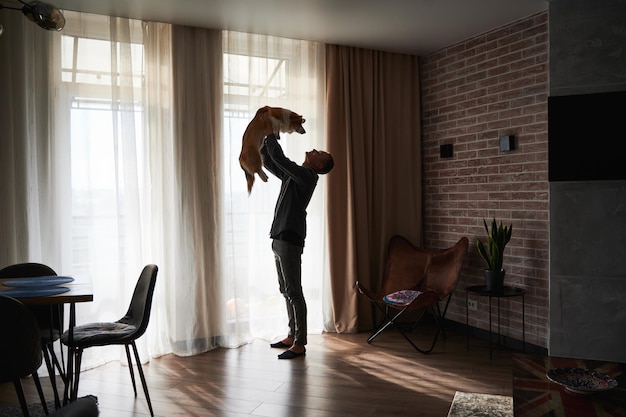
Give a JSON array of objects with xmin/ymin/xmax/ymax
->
[
  {"xmin": 61, "ymin": 264, "xmax": 158, "ymax": 417},
  {"xmin": 0, "ymin": 262, "xmax": 66, "ymax": 408},
  {"xmin": 356, "ymin": 236, "xmax": 468, "ymax": 353},
  {"xmin": 0, "ymin": 295, "xmax": 50, "ymax": 417}
]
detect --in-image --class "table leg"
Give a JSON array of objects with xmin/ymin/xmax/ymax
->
[
  {"xmin": 466, "ymin": 291, "xmax": 469, "ymax": 351},
  {"xmin": 63, "ymin": 303, "xmax": 76, "ymax": 405},
  {"xmin": 46, "ymin": 304, "xmax": 62, "ymax": 410},
  {"xmin": 522, "ymin": 294, "xmax": 525, "ymax": 353},
  {"xmin": 497, "ymin": 297, "xmax": 501, "ymax": 348},
  {"xmin": 489, "ymin": 297, "xmax": 492, "ymax": 359}
]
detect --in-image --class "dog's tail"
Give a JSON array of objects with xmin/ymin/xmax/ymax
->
[
  {"xmin": 245, "ymin": 170, "xmax": 255, "ymax": 195},
  {"xmin": 244, "ymin": 169, "xmax": 269, "ymax": 195}
]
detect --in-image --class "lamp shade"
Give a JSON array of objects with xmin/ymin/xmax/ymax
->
[{"xmin": 21, "ymin": 1, "xmax": 65, "ymax": 31}]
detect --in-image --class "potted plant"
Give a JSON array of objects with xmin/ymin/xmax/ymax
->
[{"xmin": 476, "ymin": 218, "xmax": 512, "ymax": 292}]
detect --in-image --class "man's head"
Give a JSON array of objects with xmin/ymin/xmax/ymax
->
[{"xmin": 303, "ymin": 149, "xmax": 334, "ymax": 174}]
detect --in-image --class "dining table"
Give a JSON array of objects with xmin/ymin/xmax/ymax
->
[{"xmin": 0, "ymin": 275, "xmax": 93, "ymax": 405}]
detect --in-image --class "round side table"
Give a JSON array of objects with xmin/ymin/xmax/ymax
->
[{"xmin": 465, "ymin": 285, "xmax": 525, "ymax": 359}]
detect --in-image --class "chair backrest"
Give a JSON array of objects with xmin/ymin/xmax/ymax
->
[
  {"xmin": 0, "ymin": 262, "xmax": 57, "ymax": 278},
  {"xmin": 119, "ymin": 264, "xmax": 158, "ymax": 340},
  {"xmin": 0, "ymin": 262, "xmax": 62, "ymax": 336},
  {"xmin": 380, "ymin": 235, "xmax": 432, "ymax": 296},
  {"xmin": 419, "ymin": 237, "xmax": 469, "ymax": 299},
  {"xmin": 0, "ymin": 295, "xmax": 43, "ymax": 382}
]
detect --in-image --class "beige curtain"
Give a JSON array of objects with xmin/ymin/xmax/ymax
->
[
  {"xmin": 325, "ymin": 45, "xmax": 423, "ymax": 331},
  {"xmin": 0, "ymin": 12, "xmax": 56, "ymax": 263},
  {"xmin": 170, "ymin": 26, "xmax": 224, "ymax": 352}
]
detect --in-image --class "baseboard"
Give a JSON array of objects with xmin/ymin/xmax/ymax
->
[
  {"xmin": 444, "ymin": 318, "xmax": 547, "ymax": 356},
  {"xmin": 365, "ymin": 312, "xmax": 546, "ymax": 355}
]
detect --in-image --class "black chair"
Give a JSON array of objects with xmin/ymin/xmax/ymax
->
[
  {"xmin": 0, "ymin": 295, "xmax": 50, "ymax": 417},
  {"xmin": 61, "ymin": 264, "xmax": 158, "ymax": 417},
  {"xmin": 0, "ymin": 262, "xmax": 66, "ymax": 408}
]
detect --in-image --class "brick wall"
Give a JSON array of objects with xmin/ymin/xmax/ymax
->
[{"xmin": 420, "ymin": 11, "xmax": 549, "ymax": 348}]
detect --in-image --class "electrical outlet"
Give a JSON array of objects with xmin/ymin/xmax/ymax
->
[{"xmin": 468, "ymin": 299, "xmax": 478, "ymax": 311}]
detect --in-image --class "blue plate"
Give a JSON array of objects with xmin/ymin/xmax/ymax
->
[
  {"xmin": 3, "ymin": 276, "xmax": 75, "ymax": 287},
  {"xmin": 0, "ymin": 286, "xmax": 70, "ymax": 298}
]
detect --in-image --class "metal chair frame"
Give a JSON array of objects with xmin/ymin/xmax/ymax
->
[
  {"xmin": 0, "ymin": 262, "xmax": 67, "ymax": 409},
  {"xmin": 367, "ymin": 293, "xmax": 452, "ymax": 354},
  {"xmin": 0, "ymin": 295, "xmax": 50, "ymax": 417},
  {"xmin": 62, "ymin": 264, "xmax": 158, "ymax": 417},
  {"xmin": 357, "ymin": 236, "xmax": 468, "ymax": 354}
]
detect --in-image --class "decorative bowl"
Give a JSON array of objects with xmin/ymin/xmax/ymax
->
[{"xmin": 546, "ymin": 367, "xmax": 618, "ymax": 394}]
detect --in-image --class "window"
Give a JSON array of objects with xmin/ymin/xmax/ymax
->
[
  {"xmin": 59, "ymin": 23, "xmax": 145, "ymax": 276},
  {"xmin": 221, "ymin": 32, "xmax": 327, "ymax": 340}
]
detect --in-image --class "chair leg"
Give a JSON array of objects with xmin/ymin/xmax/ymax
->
[
  {"xmin": 367, "ymin": 305, "xmax": 408, "ymax": 343},
  {"xmin": 53, "ymin": 306, "xmax": 67, "ymax": 377},
  {"xmin": 42, "ymin": 346, "xmax": 62, "ymax": 409},
  {"xmin": 408, "ymin": 306, "xmax": 444, "ymax": 353},
  {"xmin": 374, "ymin": 306, "xmax": 434, "ymax": 353},
  {"xmin": 129, "ymin": 342, "xmax": 154, "ymax": 417},
  {"xmin": 13, "ymin": 379, "xmax": 30, "ymax": 417},
  {"xmin": 367, "ymin": 302, "xmax": 446, "ymax": 354},
  {"xmin": 124, "ymin": 345, "xmax": 138, "ymax": 397},
  {"xmin": 49, "ymin": 343, "xmax": 67, "ymax": 384},
  {"xmin": 49, "ymin": 344, "xmax": 68, "ymax": 406},
  {"xmin": 367, "ymin": 303, "xmax": 391, "ymax": 342},
  {"xmin": 31, "ymin": 371, "xmax": 49, "ymax": 415},
  {"xmin": 392, "ymin": 307, "xmax": 441, "ymax": 354},
  {"xmin": 69, "ymin": 348, "xmax": 84, "ymax": 402}
]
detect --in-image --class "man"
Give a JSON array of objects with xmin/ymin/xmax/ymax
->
[{"xmin": 260, "ymin": 117, "xmax": 334, "ymax": 360}]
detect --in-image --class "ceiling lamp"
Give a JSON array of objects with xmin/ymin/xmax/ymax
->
[{"xmin": 0, "ymin": 1, "xmax": 66, "ymax": 31}]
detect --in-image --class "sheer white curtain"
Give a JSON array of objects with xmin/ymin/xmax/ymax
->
[
  {"xmin": 142, "ymin": 21, "xmax": 177, "ymax": 356},
  {"xmin": 221, "ymin": 32, "xmax": 330, "ymax": 346},
  {"xmin": 2, "ymin": 11, "xmax": 179, "ymax": 369},
  {"xmin": 48, "ymin": 12, "xmax": 160, "ymax": 368}
]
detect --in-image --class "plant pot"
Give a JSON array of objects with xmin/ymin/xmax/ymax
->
[{"xmin": 484, "ymin": 269, "xmax": 505, "ymax": 293}]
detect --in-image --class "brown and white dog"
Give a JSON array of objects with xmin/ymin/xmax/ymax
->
[{"xmin": 239, "ymin": 106, "xmax": 306, "ymax": 194}]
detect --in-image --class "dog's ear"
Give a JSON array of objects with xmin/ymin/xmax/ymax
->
[{"xmin": 290, "ymin": 113, "xmax": 305, "ymax": 124}]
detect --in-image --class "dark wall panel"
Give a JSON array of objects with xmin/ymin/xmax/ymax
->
[
  {"xmin": 549, "ymin": 181, "xmax": 626, "ymax": 361},
  {"xmin": 550, "ymin": 0, "xmax": 626, "ymax": 96},
  {"xmin": 548, "ymin": 91, "xmax": 626, "ymax": 182},
  {"xmin": 549, "ymin": 0, "xmax": 626, "ymax": 362}
]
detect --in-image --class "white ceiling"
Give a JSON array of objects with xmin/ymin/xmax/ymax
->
[{"xmin": 52, "ymin": 0, "xmax": 548, "ymax": 55}]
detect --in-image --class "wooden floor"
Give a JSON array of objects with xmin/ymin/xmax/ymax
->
[{"xmin": 0, "ymin": 326, "xmax": 515, "ymax": 417}]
